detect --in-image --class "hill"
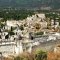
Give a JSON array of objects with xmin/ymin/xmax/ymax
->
[{"xmin": 0, "ymin": 0, "xmax": 60, "ymax": 10}]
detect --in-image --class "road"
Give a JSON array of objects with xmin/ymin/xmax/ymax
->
[{"xmin": 32, "ymin": 39, "xmax": 60, "ymax": 51}]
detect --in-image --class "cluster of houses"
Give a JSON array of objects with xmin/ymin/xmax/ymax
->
[{"xmin": 0, "ymin": 13, "xmax": 60, "ymax": 57}]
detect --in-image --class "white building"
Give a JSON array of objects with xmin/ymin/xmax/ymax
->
[{"xmin": 47, "ymin": 35, "xmax": 56, "ymax": 41}]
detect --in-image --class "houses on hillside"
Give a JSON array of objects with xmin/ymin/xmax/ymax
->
[{"xmin": 0, "ymin": 13, "xmax": 60, "ymax": 57}]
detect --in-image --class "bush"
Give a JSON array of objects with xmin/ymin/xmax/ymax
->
[
  {"xmin": 8, "ymin": 31, "xmax": 15, "ymax": 35},
  {"xmin": 35, "ymin": 32, "xmax": 44, "ymax": 35},
  {"xmin": 0, "ymin": 23, "xmax": 5, "ymax": 28},
  {"xmin": 19, "ymin": 25, "xmax": 24, "ymax": 30},
  {"xmin": 35, "ymin": 49, "xmax": 47, "ymax": 60}
]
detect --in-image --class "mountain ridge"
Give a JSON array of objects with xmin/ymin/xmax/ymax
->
[{"xmin": 0, "ymin": 0, "xmax": 60, "ymax": 9}]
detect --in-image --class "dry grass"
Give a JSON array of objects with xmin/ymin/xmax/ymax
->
[
  {"xmin": 4, "ymin": 51, "xmax": 60, "ymax": 60},
  {"xmin": 47, "ymin": 51, "xmax": 60, "ymax": 60}
]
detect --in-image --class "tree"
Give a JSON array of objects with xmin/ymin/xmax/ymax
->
[
  {"xmin": 5, "ymin": 34, "xmax": 9, "ymax": 39},
  {"xmin": 46, "ymin": 18, "xmax": 51, "ymax": 29},
  {"xmin": 20, "ymin": 25, "xmax": 24, "ymax": 31},
  {"xmin": 8, "ymin": 31, "xmax": 15, "ymax": 36},
  {"xmin": 34, "ymin": 23, "xmax": 41, "ymax": 30}
]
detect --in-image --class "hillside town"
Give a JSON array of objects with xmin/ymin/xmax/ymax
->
[{"xmin": 0, "ymin": 13, "xmax": 60, "ymax": 60}]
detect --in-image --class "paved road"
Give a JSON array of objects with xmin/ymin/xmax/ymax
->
[{"xmin": 33, "ymin": 39, "xmax": 60, "ymax": 51}]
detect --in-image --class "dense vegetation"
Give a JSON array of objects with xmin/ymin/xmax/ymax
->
[
  {"xmin": 45, "ymin": 12, "xmax": 60, "ymax": 25},
  {"xmin": 0, "ymin": 9, "xmax": 60, "ymax": 26},
  {"xmin": 0, "ymin": 9, "xmax": 35, "ymax": 21}
]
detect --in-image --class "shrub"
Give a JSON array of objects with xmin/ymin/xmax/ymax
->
[
  {"xmin": 34, "ymin": 49, "xmax": 47, "ymax": 60},
  {"xmin": 35, "ymin": 32, "xmax": 44, "ymax": 35},
  {"xmin": 8, "ymin": 31, "xmax": 15, "ymax": 35},
  {"xmin": 20, "ymin": 25, "xmax": 24, "ymax": 30}
]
